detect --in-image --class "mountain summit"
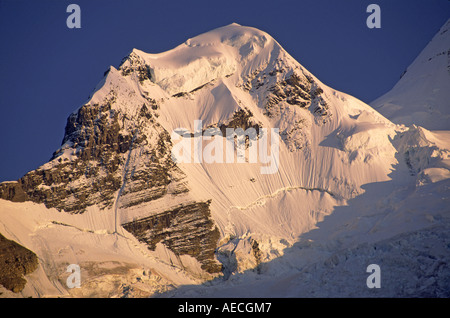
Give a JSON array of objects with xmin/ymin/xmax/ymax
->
[{"xmin": 1, "ymin": 24, "xmax": 449, "ymax": 297}]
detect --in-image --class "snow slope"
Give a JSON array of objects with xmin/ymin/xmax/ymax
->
[
  {"xmin": 371, "ymin": 18, "xmax": 450, "ymax": 130},
  {"xmin": 0, "ymin": 199, "xmax": 210, "ymax": 298},
  {"xmin": 1, "ymin": 23, "xmax": 449, "ymax": 298}
]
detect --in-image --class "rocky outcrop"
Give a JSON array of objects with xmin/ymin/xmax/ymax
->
[
  {"xmin": 0, "ymin": 233, "xmax": 38, "ymax": 293},
  {"xmin": 251, "ymin": 239, "xmax": 263, "ymax": 274},
  {"xmin": 241, "ymin": 58, "xmax": 330, "ymax": 120},
  {"xmin": 0, "ymin": 96, "xmax": 129, "ymax": 213},
  {"xmin": 122, "ymin": 201, "xmax": 222, "ymax": 274},
  {"xmin": 219, "ymin": 108, "xmax": 261, "ymax": 137},
  {"xmin": 265, "ymin": 72, "xmax": 329, "ymax": 118},
  {"xmin": 239, "ymin": 62, "xmax": 331, "ymax": 151},
  {"xmin": 0, "ymin": 182, "xmax": 27, "ymax": 202},
  {"xmin": 119, "ymin": 50, "xmax": 153, "ymax": 83},
  {"xmin": 0, "ymin": 85, "xmax": 187, "ymax": 214}
]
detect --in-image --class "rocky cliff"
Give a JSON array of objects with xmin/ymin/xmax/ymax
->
[{"xmin": 0, "ymin": 233, "xmax": 38, "ymax": 293}]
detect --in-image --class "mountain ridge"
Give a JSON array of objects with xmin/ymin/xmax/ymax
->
[{"xmin": 371, "ymin": 18, "xmax": 450, "ymax": 130}]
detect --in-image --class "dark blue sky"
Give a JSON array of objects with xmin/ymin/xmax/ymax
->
[{"xmin": 0, "ymin": 0, "xmax": 449, "ymax": 182}]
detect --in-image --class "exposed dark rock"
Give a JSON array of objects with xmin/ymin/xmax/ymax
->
[
  {"xmin": 0, "ymin": 182, "xmax": 27, "ymax": 202},
  {"xmin": 172, "ymin": 80, "xmax": 214, "ymax": 98},
  {"xmin": 0, "ymin": 233, "xmax": 38, "ymax": 293},
  {"xmin": 3, "ymin": 97, "xmax": 131, "ymax": 213},
  {"xmin": 240, "ymin": 68, "xmax": 331, "ymax": 150},
  {"xmin": 188, "ymin": 82, "xmax": 210, "ymax": 94},
  {"xmin": 219, "ymin": 108, "xmax": 261, "ymax": 137},
  {"xmin": 0, "ymin": 88, "xmax": 182, "ymax": 214},
  {"xmin": 122, "ymin": 201, "xmax": 222, "ymax": 274},
  {"xmin": 265, "ymin": 73, "xmax": 311, "ymax": 113},
  {"xmin": 243, "ymin": 69, "xmax": 330, "ymax": 120},
  {"xmin": 139, "ymin": 104, "xmax": 153, "ymax": 120},
  {"xmin": 172, "ymin": 92, "xmax": 187, "ymax": 98},
  {"xmin": 119, "ymin": 51, "xmax": 153, "ymax": 83},
  {"xmin": 251, "ymin": 239, "xmax": 263, "ymax": 274}
]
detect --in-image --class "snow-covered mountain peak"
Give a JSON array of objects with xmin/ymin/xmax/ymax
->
[
  {"xmin": 371, "ymin": 18, "xmax": 450, "ymax": 130},
  {"xmin": 184, "ymin": 23, "xmax": 271, "ymax": 51},
  {"xmin": 115, "ymin": 24, "xmax": 296, "ymax": 96},
  {"xmin": 415, "ymin": 18, "xmax": 450, "ymax": 64},
  {"xmin": 1, "ymin": 23, "xmax": 449, "ymax": 298}
]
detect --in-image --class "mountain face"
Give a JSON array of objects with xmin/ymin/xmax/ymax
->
[
  {"xmin": 1, "ymin": 23, "xmax": 449, "ymax": 297},
  {"xmin": 371, "ymin": 18, "xmax": 450, "ymax": 130}
]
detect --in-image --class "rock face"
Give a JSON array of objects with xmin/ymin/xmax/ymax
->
[
  {"xmin": 0, "ymin": 182, "xmax": 27, "ymax": 202},
  {"xmin": 0, "ymin": 72, "xmax": 184, "ymax": 214},
  {"xmin": 0, "ymin": 233, "xmax": 39, "ymax": 293},
  {"xmin": 123, "ymin": 201, "xmax": 222, "ymax": 274},
  {"xmin": 242, "ymin": 58, "xmax": 330, "ymax": 120},
  {"xmin": 119, "ymin": 51, "xmax": 153, "ymax": 83},
  {"xmin": 219, "ymin": 108, "xmax": 261, "ymax": 138}
]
